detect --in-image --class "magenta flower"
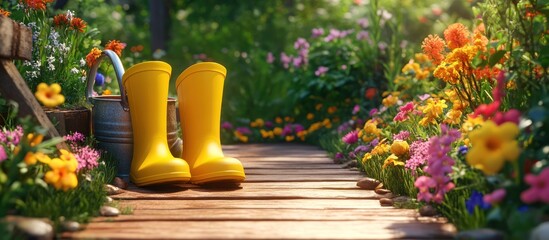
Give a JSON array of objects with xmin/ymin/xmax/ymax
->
[
  {"xmin": 281, "ymin": 125, "xmax": 293, "ymax": 136},
  {"xmin": 311, "ymin": 28, "xmax": 324, "ymax": 38},
  {"xmin": 415, "ymin": 176, "xmax": 437, "ymax": 202},
  {"xmin": 493, "ymin": 109, "xmax": 521, "ymax": 125},
  {"xmin": 400, "ymin": 102, "xmax": 414, "ymax": 112},
  {"xmin": 236, "ymin": 127, "xmax": 252, "ymax": 135},
  {"xmin": 221, "ymin": 121, "xmax": 233, "ymax": 130},
  {"xmin": 393, "ymin": 130, "xmax": 410, "ymax": 141},
  {"xmin": 266, "ymin": 52, "xmax": 275, "ymax": 64},
  {"xmin": 315, "ymin": 66, "xmax": 329, "ymax": 76},
  {"xmin": 0, "ymin": 145, "xmax": 7, "ymax": 163},
  {"xmin": 294, "ymin": 38, "xmax": 310, "ymax": 50},
  {"xmin": 405, "ymin": 139, "xmax": 429, "ymax": 171},
  {"xmin": 342, "ymin": 130, "xmax": 359, "ymax": 144},
  {"xmin": 483, "ymin": 189, "xmax": 506, "ymax": 204},
  {"xmin": 0, "ymin": 126, "xmax": 23, "ymax": 146},
  {"xmin": 369, "ymin": 108, "xmax": 378, "ymax": 116},
  {"xmin": 65, "ymin": 132, "xmax": 85, "ymax": 143},
  {"xmin": 394, "ymin": 102, "xmax": 414, "ymax": 122},
  {"xmin": 521, "ymin": 168, "xmax": 549, "ymax": 204},
  {"xmin": 414, "ymin": 125, "xmax": 460, "ymax": 203}
]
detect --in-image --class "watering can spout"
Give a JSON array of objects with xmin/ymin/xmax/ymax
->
[{"xmin": 86, "ymin": 49, "xmax": 129, "ymax": 111}]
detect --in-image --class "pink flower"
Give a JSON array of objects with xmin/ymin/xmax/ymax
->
[
  {"xmin": 493, "ymin": 109, "xmax": 521, "ymax": 125},
  {"xmin": 352, "ymin": 104, "xmax": 360, "ymax": 115},
  {"xmin": 356, "ymin": 31, "xmax": 370, "ymax": 41},
  {"xmin": 0, "ymin": 145, "xmax": 7, "ymax": 162},
  {"xmin": 221, "ymin": 121, "xmax": 233, "ymax": 130},
  {"xmin": 419, "ymin": 94, "xmax": 431, "ymax": 101},
  {"xmin": 357, "ymin": 18, "xmax": 369, "ymax": 28},
  {"xmin": 75, "ymin": 146, "xmax": 100, "ymax": 171},
  {"xmin": 492, "ymin": 71, "xmax": 506, "ymax": 103},
  {"xmin": 483, "ymin": 188, "xmax": 506, "ymax": 204},
  {"xmin": 342, "ymin": 130, "xmax": 359, "ymax": 144},
  {"xmin": 266, "ymin": 52, "xmax": 275, "ymax": 64},
  {"xmin": 311, "ymin": 28, "xmax": 324, "ymax": 38},
  {"xmin": 369, "ymin": 108, "xmax": 378, "ymax": 116},
  {"xmin": 315, "ymin": 66, "xmax": 329, "ymax": 76},
  {"xmin": 521, "ymin": 168, "xmax": 549, "ymax": 204},
  {"xmin": 399, "ymin": 102, "xmax": 414, "ymax": 112},
  {"xmin": 472, "ymin": 101, "xmax": 500, "ymax": 118},
  {"xmin": 415, "ymin": 176, "xmax": 437, "ymax": 202},
  {"xmin": 280, "ymin": 53, "xmax": 292, "ymax": 69}
]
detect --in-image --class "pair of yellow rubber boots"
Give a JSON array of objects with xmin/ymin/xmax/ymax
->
[{"xmin": 122, "ymin": 61, "xmax": 245, "ymax": 186}]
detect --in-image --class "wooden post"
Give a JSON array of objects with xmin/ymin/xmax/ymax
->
[{"xmin": 0, "ymin": 16, "xmax": 66, "ymax": 148}]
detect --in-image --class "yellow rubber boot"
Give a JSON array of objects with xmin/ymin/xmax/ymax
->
[
  {"xmin": 176, "ymin": 62, "xmax": 245, "ymax": 185},
  {"xmin": 123, "ymin": 61, "xmax": 191, "ymax": 186}
]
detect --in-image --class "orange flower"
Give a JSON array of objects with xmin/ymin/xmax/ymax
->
[
  {"xmin": 130, "ymin": 45, "xmax": 144, "ymax": 53},
  {"xmin": 444, "ymin": 23, "xmax": 470, "ymax": 50},
  {"xmin": 422, "ymin": 34, "xmax": 446, "ymax": 65},
  {"xmin": 0, "ymin": 8, "xmax": 11, "ymax": 17},
  {"xmin": 24, "ymin": 0, "xmax": 53, "ymax": 11},
  {"xmin": 365, "ymin": 87, "xmax": 377, "ymax": 100},
  {"xmin": 85, "ymin": 47, "xmax": 102, "ymax": 68},
  {"xmin": 53, "ymin": 14, "xmax": 69, "ymax": 27},
  {"xmin": 70, "ymin": 17, "xmax": 87, "ymax": 33},
  {"xmin": 105, "ymin": 40, "xmax": 126, "ymax": 56}
]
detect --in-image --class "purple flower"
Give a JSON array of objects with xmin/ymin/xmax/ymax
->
[
  {"xmin": 337, "ymin": 122, "xmax": 351, "ymax": 134},
  {"xmin": 281, "ymin": 125, "xmax": 293, "ymax": 136},
  {"xmin": 354, "ymin": 145, "xmax": 370, "ymax": 154},
  {"xmin": 369, "ymin": 108, "xmax": 378, "ymax": 116},
  {"xmin": 356, "ymin": 31, "xmax": 370, "ymax": 41},
  {"xmin": 378, "ymin": 42, "xmax": 388, "ymax": 52},
  {"xmin": 236, "ymin": 127, "xmax": 252, "ymax": 135},
  {"xmin": 266, "ymin": 52, "xmax": 275, "ymax": 64},
  {"xmin": 293, "ymin": 124, "xmax": 305, "ymax": 133},
  {"xmin": 221, "ymin": 121, "xmax": 233, "ymax": 130},
  {"xmin": 95, "ymin": 73, "xmax": 105, "ymax": 86},
  {"xmin": 458, "ymin": 145, "xmax": 468, "ymax": 155},
  {"xmin": 311, "ymin": 28, "xmax": 324, "ymax": 38},
  {"xmin": 357, "ymin": 18, "xmax": 369, "ymax": 28},
  {"xmin": 342, "ymin": 130, "xmax": 359, "ymax": 144},
  {"xmin": 393, "ymin": 131, "xmax": 410, "ymax": 141},
  {"xmin": 315, "ymin": 66, "xmax": 329, "ymax": 76},
  {"xmin": 264, "ymin": 121, "xmax": 274, "ymax": 128},
  {"xmin": 324, "ymin": 29, "xmax": 343, "ymax": 42},
  {"xmin": 466, "ymin": 191, "xmax": 491, "ymax": 214},
  {"xmin": 0, "ymin": 145, "xmax": 7, "ymax": 162},
  {"xmin": 335, "ymin": 152, "xmax": 344, "ymax": 161},
  {"xmin": 65, "ymin": 132, "xmax": 85, "ymax": 143}
]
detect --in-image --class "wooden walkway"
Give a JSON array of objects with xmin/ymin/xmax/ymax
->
[{"xmin": 64, "ymin": 144, "xmax": 455, "ymax": 239}]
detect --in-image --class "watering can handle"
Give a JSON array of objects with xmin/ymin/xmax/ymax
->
[{"xmin": 86, "ymin": 50, "xmax": 129, "ymax": 111}]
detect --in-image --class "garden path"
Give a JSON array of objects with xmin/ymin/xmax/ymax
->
[{"xmin": 63, "ymin": 143, "xmax": 455, "ymax": 239}]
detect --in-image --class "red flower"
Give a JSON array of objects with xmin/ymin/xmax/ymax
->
[
  {"xmin": 23, "ymin": 0, "xmax": 53, "ymax": 11},
  {"xmin": 70, "ymin": 17, "xmax": 87, "ymax": 33},
  {"xmin": 53, "ymin": 14, "xmax": 69, "ymax": 27},
  {"xmin": 365, "ymin": 87, "xmax": 377, "ymax": 100}
]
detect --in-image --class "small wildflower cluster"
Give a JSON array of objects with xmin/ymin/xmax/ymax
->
[{"xmin": 64, "ymin": 132, "xmax": 101, "ymax": 172}]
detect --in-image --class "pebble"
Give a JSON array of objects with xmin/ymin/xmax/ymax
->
[
  {"xmin": 530, "ymin": 222, "xmax": 549, "ymax": 240},
  {"xmin": 105, "ymin": 196, "xmax": 114, "ymax": 203},
  {"xmin": 392, "ymin": 196, "xmax": 411, "ymax": 203},
  {"xmin": 455, "ymin": 228, "xmax": 505, "ymax": 240},
  {"xmin": 100, "ymin": 206, "xmax": 120, "ymax": 217},
  {"xmin": 61, "ymin": 221, "xmax": 81, "ymax": 232},
  {"xmin": 113, "ymin": 177, "xmax": 128, "ymax": 189},
  {"xmin": 14, "ymin": 218, "xmax": 53, "ymax": 240},
  {"xmin": 379, "ymin": 198, "xmax": 394, "ymax": 206},
  {"xmin": 104, "ymin": 184, "xmax": 122, "ymax": 195},
  {"xmin": 419, "ymin": 205, "xmax": 437, "ymax": 217},
  {"xmin": 348, "ymin": 167, "xmax": 359, "ymax": 171},
  {"xmin": 374, "ymin": 188, "xmax": 391, "ymax": 194},
  {"xmin": 356, "ymin": 177, "xmax": 381, "ymax": 190}
]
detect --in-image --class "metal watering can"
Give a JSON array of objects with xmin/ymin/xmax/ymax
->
[{"xmin": 86, "ymin": 50, "xmax": 182, "ymax": 182}]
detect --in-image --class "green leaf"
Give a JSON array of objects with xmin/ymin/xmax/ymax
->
[{"xmin": 488, "ymin": 50, "xmax": 506, "ymax": 67}]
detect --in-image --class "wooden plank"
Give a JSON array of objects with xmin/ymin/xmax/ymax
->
[
  {"xmin": 0, "ymin": 16, "xmax": 32, "ymax": 60},
  {"xmin": 244, "ymin": 174, "xmax": 360, "ymax": 182},
  {"xmin": 113, "ymin": 187, "xmax": 380, "ymax": 200},
  {"xmin": 244, "ymin": 168, "xmax": 359, "ymax": 175},
  {"xmin": 113, "ymin": 199, "xmax": 393, "ymax": 210},
  {"xmin": 92, "ymin": 208, "xmax": 433, "ymax": 221},
  {"xmin": 64, "ymin": 220, "xmax": 455, "ymax": 239}
]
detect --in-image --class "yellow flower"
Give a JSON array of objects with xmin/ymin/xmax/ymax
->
[
  {"xmin": 382, "ymin": 95, "xmax": 398, "ymax": 107},
  {"xmin": 297, "ymin": 130, "xmax": 308, "ymax": 141},
  {"xmin": 362, "ymin": 153, "xmax": 372, "ymax": 164},
  {"xmin": 308, "ymin": 122, "xmax": 322, "ymax": 132},
  {"xmin": 383, "ymin": 154, "xmax": 405, "ymax": 169},
  {"xmin": 35, "ymin": 83, "xmax": 65, "ymax": 108},
  {"xmin": 273, "ymin": 127, "xmax": 283, "ymax": 136},
  {"xmin": 322, "ymin": 118, "xmax": 332, "ymax": 129},
  {"xmin": 363, "ymin": 120, "xmax": 380, "ymax": 135},
  {"xmin": 371, "ymin": 143, "xmax": 390, "ymax": 156},
  {"xmin": 390, "ymin": 140, "xmax": 409, "ymax": 156},
  {"xmin": 461, "ymin": 115, "xmax": 484, "ymax": 133},
  {"xmin": 59, "ymin": 149, "xmax": 77, "ymax": 163},
  {"xmin": 27, "ymin": 133, "xmax": 44, "ymax": 147},
  {"xmin": 284, "ymin": 116, "xmax": 293, "ymax": 122},
  {"xmin": 285, "ymin": 135, "xmax": 295, "ymax": 142},
  {"xmin": 24, "ymin": 151, "xmax": 51, "ymax": 165},
  {"xmin": 414, "ymin": 53, "xmax": 430, "ymax": 63},
  {"xmin": 466, "ymin": 121, "xmax": 521, "ymax": 175},
  {"xmin": 275, "ymin": 117, "xmax": 283, "ymax": 124},
  {"xmin": 315, "ymin": 103, "xmax": 323, "ymax": 111},
  {"xmin": 444, "ymin": 109, "xmax": 463, "ymax": 125},
  {"xmin": 234, "ymin": 131, "xmax": 249, "ymax": 143},
  {"xmin": 306, "ymin": 113, "xmax": 314, "ymax": 120},
  {"xmin": 44, "ymin": 158, "xmax": 78, "ymax": 191},
  {"xmin": 250, "ymin": 118, "xmax": 265, "ymax": 128},
  {"xmin": 102, "ymin": 89, "xmax": 112, "ymax": 95},
  {"xmin": 260, "ymin": 129, "xmax": 274, "ymax": 139},
  {"xmin": 422, "ymin": 98, "xmax": 447, "ymax": 119}
]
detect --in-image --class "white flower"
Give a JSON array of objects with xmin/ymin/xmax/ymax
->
[
  {"xmin": 47, "ymin": 63, "xmax": 55, "ymax": 71},
  {"xmin": 80, "ymin": 59, "xmax": 86, "ymax": 67},
  {"xmin": 70, "ymin": 68, "xmax": 80, "ymax": 74},
  {"xmin": 66, "ymin": 10, "xmax": 75, "ymax": 21}
]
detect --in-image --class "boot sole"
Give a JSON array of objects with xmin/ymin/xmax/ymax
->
[
  {"xmin": 191, "ymin": 170, "xmax": 245, "ymax": 185},
  {"xmin": 132, "ymin": 172, "xmax": 191, "ymax": 186}
]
